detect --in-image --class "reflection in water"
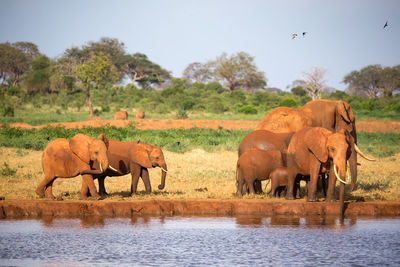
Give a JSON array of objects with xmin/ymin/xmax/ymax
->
[{"xmin": 1, "ymin": 216, "xmax": 399, "ymax": 266}]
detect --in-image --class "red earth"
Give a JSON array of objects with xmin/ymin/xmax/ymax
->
[{"xmin": 3, "ymin": 118, "xmax": 400, "ymax": 132}]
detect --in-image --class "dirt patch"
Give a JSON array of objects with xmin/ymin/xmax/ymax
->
[
  {"xmin": 1, "ymin": 199, "xmax": 400, "ymax": 218},
  {"xmin": 3, "ymin": 119, "xmax": 399, "ymax": 132}
]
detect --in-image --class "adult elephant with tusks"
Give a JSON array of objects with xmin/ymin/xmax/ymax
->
[
  {"xmin": 36, "ymin": 133, "xmax": 117, "ymax": 199},
  {"xmin": 81, "ymin": 138, "xmax": 167, "ymax": 196},
  {"xmin": 304, "ymin": 99, "xmax": 376, "ymax": 190},
  {"xmin": 286, "ymin": 127, "xmax": 352, "ymax": 216}
]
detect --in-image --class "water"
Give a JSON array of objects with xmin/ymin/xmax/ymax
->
[{"xmin": 1, "ymin": 216, "xmax": 399, "ymax": 266}]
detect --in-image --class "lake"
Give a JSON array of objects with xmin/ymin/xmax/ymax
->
[{"xmin": 1, "ymin": 215, "xmax": 399, "ymax": 266}]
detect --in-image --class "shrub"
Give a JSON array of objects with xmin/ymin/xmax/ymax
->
[
  {"xmin": 2, "ymin": 105, "xmax": 14, "ymax": 117},
  {"xmin": 101, "ymin": 104, "xmax": 110, "ymax": 113},
  {"xmin": 1, "ymin": 162, "xmax": 17, "ymax": 176},
  {"xmin": 238, "ymin": 105, "xmax": 258, "ymax": 114},
  {"xmin": 176, "ymin": 109, "xmax": 188, "ymax": 119},
  {"xmin": 291, "ymin": 86, "xmax": 306, "ymax": 96},
  {"xmin": 279, "ymin": 98, "xmax": 298, "ymax": 108}
]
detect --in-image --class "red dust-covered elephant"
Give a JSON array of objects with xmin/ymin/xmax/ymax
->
[
  {"xmin": 36, "ymin": 133, "xmax": 117, "ymax": 199},
  {"xmin": 81, "ymin": 139, "xmax": 167, "ymax": 196}
]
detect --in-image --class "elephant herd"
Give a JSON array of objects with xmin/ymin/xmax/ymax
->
[
  {"xmin": 35, "ymin": 99, "xmax": 374, "ymax": 213},
  {"xmin": 236, "ymin": 99, "xmax": 375, "ymax": 213}
]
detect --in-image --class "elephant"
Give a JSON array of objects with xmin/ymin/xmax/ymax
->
[
  {"xmin": 255, "ymin": 106, "xmax": 314, "ymax": 133},
  {"xmin": 256, "ymin": 100, "xmax": 375, "ymax": 192},
  {"xmin": 135, "ymin": 110, "xmax": 145, "ymax": 119},
  {"xmin": 285, "ymin": 127, "xmax": 352, "ymax": 215},
  {"xmin": 81, "ymin": 139, "xmax": 167, "ymax": 196},
  {"xmin": 268, "ymin": 167, "xmax": 314, "ymax": 198},
  {"xmin": 114, "ymin": 110, "xmax": 128, "ymax": 120},
  {"xmin": 304, "ymin": 99, "xmax": 375, "ymax": 191},
  {"xmin": 36, "ymin": 133, "xmax": 116, "ymax": 199},
  {"xmin": 238, "ymin": 130, "xmax": 294, "ymax": 193},
  {"xmin": 236, "ymin": 148, "xmax": 284, "ymax": 196}
]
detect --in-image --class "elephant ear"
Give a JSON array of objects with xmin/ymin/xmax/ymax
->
[
  {"xmin": 97, "ymin": 133, "xmax": 109, "ymax": 149},
  {"xmin": 69, "ymin": 134, "xmax": 94, "ymax": 164},
  {"xmin": 305, "ymin": 128, "xmax": 329, "ymax": 163},
  {"xmin": 337, "ymin": 101, "xmax": 355, "ymax": 123},
  {"xmin": 130, "ymin": 143, "xmax": 153, "ymax": 168}
]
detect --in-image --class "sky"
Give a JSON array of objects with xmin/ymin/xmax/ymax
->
[{"xmin": 0, "ymin": 0, "xmax": 399, "ymax": 91}]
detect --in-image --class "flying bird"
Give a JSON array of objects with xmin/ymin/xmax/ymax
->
[
  {"xmin": 383, "ymin": 21, "xmax": 389, "ymax": 29},
  {"xmin": 302, "ymin": 32, "xmax": 308, "ymax": 37},
  {"xmin": 292, "ymin": 33, "xmax": 298, "ymax": 39}
]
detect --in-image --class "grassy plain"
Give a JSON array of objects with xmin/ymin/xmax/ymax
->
[{"xmin": 0, "ymin": 139, "xmax": 399, "ymax": 202}]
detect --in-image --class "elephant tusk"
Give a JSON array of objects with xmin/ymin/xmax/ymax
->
[
  {"xmin": 354, "ymin": 144, "xmax": 376, "ymax": 161},
  {"xmin": 160, "ymin": 167, "xmax": 168, "ymax": 173},
  {"xmin": 100, "ymin": 163, "xmax": 103, "ymax": 173},
  {"xmin": 108, "ymin": 165, "xmax": 118, "ymax": 172},
  {"xmin": 334, "ymin": 164, "xmax": 350, "ymax": 184}
]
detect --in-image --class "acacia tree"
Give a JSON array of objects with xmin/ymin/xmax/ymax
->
[
  {"xmin": 182, "ymin": 62, "xmax": 214, "ymax": 84},
  {"xmin": 0, "ymin": 42, "xmax": 39, "ymax": 87},
  {"xmin": 121, "ymin": 53, "xmax": 170, "ymax": 88},
  {"xmin": 76, "ymin": 53, "xmax": 118, "ymax": 116},
  {"xmin": 299, "ymin": 67, "xmax": 328, "ymax": 100},
  {"xmin": 214, "ymin": 52, "xmax": 266, "ymax": 92}
]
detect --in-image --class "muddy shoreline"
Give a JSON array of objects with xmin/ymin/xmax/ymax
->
[{"xmin": 1, "ymin": 199, "xmax": 400, "ymax": 218}]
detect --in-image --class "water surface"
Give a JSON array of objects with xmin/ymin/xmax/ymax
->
[{"xmin": 1, "ymin": 215, "xmax": 399, "ymax": 266}]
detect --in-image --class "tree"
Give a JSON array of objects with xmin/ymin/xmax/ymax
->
[
  {"xmin": 49, "ymin": 57, "xmax": 78, "ymax": 92},
  {"xmin": 121, "ymin": 53, "xmax": 171, "ymax": 88},
  {"xmin": 343, "ymin": 65, "xmax": 383, "ymax": 98},
  {"xmin": 379, "ymin": 66, "xmax": 400, "ymax": 97},
  {"xmin": 76, "ymin": 53, "xmax": 118, "ymax": 116},
  {"xmin": 0, "ymin": 42, "xmax": 32, "ymax": 87},
  {"xmin": 182, "ymin": 62, "xmax": 213, "ymax": 84},
  {"xmin": 65, "ymin": 37, "xmax": 126, "ymax": 82},
  {"xmin": 298, "ymin": 67, "xmax": 328, "ymax": 100},
  {"xmin": 23, "ymin": 55, "xmax": 52, "ymax": 94},
  {"xmin": 291, "ymin": 86, "xmax": 307, "ymax": 96},
  {"xmin": 214, "ymin": 52, "xmax": 267, "ymax": 92}
]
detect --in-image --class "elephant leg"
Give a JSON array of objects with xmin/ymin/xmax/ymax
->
[
  {"xmin": 36, "ymin": 175, "xmax": 54, "ymax": 198},
  {"xmin": 98, "ymin": 177, "xmax": 108, "ymax": 196},
  {"xmin": 141, "ymin": 168, "xmax": 152, "ymax": 194},
  {"xmin": 321, "ymin": 174, "xmax": 327, "ymax": 197},
  {"xmin": 254, "ymin": 180, "xmax": 263, "ymax": 194},
  {"xmin": 285, "ymin": 172, "xmax": 296, "ymax": 200},
  {"xmin": 130, "ymin": 164, "xmax": 141, "ymax": 195},
  {"xmin": 44, "ymin": 179, "xmax": 55, "ymax": 199},
  {"xmin": 295, "ymin": 178, "xmax": 301, "ymax": 199},
  {"xmin": 307, "ymin": 160, "xmax": 321, "ymax": 202},
  {"xmin": 236, "ymin": 179, "xmax": 244, "ymax": 197},
  {"xmin": 80, "ymin": 174, "xmax": 99, "ymax": 199},
  {"xmin": 326, "ymin": 167, "xmax": 336, "ymax": 202},
  {"xmin": 248, "ymin": 181, "xmax": 255, "ymax": 195}
]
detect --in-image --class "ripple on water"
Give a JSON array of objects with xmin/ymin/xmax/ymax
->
[{"xmin": 0, "ymin": 216, "xmax": 399, "ymax": 266}]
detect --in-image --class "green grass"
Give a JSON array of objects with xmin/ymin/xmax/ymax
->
[{"xmin": 0, "ymin": 125, "xmax": 398, "ymax": 156}]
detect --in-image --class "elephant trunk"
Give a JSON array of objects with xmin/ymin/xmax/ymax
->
[
  {"xmin": 349, "ymin": 145, "xmax": 358, "ymax": 191},
  {"xmin": 158, "ymin": 163, "xmax": 167, "ymax": 190}
]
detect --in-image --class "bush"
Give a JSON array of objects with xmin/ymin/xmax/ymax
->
[
  {"xmin": 279, "ymin": 98, "xmax": 298, "ymax": 108},
  {"xmin": 238, "ymin": 105, "xmax": 258, "ymax": 114},
  {"xmin": 291, "ymin": 86, "xmax": 306, "ymax": 96},
  {"xmin": 101, "ymin": 104, "xmax": 110, "ymax": 113},
  {"xmin": 2, "ymin": 105, "xmax": 14, "ymax": 117},
  {"xmin": 176, "ymin": 109, "xmax": 188, "ymax": 119}
]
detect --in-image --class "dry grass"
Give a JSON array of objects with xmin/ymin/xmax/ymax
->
[{"xmin": 0, "ymin": 147, "xmax": 399, "ymax": 201}]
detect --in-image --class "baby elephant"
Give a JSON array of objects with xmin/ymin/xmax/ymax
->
[
  {"xmin": 269, "ymin": 167, "xmax": 290, "ymax": 198},
  {"xmin": 236, "ymin": 148, "xmax": 283, "ymax": 196}
]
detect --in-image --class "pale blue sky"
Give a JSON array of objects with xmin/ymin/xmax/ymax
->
[{"xmin": 1, "ymin": 0, "xmax": 399, "ymax": 90}]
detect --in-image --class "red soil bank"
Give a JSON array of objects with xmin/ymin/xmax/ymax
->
[
  {"xmin": 1, "ymin": 199, "xmax": 400, "ymax": 218},
  {"xmin": 4, "ymin": 119, "xmax": 400, "ymax": 132}
]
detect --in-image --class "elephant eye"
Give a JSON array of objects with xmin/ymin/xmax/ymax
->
[
  {"xmin": 95, "ymin": 151, "xmax": 99, "ymax": 155},
  {"xmin": 331, "ymin": 147, "xmax": 335, "ymax": 152}
]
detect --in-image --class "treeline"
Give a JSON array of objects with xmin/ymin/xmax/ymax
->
[{"xmin": 1, "ymin": 37, "xmax": 399, "ymax": 118}]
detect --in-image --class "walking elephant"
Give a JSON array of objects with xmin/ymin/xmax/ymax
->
[
  {"xmin": 286, "ymin": 127, "xmax": 352, "ymax": 215},
  {"xmin": 236, "ymin": 148, "xmax": 284, "ymax": 196},
  {"xmin": 36, "ymin": 133, "xmax": 116, "ymax": 199},
  {"xmin": 81, "ymin": 139, "xmax": 167, "ymax": 196}
]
